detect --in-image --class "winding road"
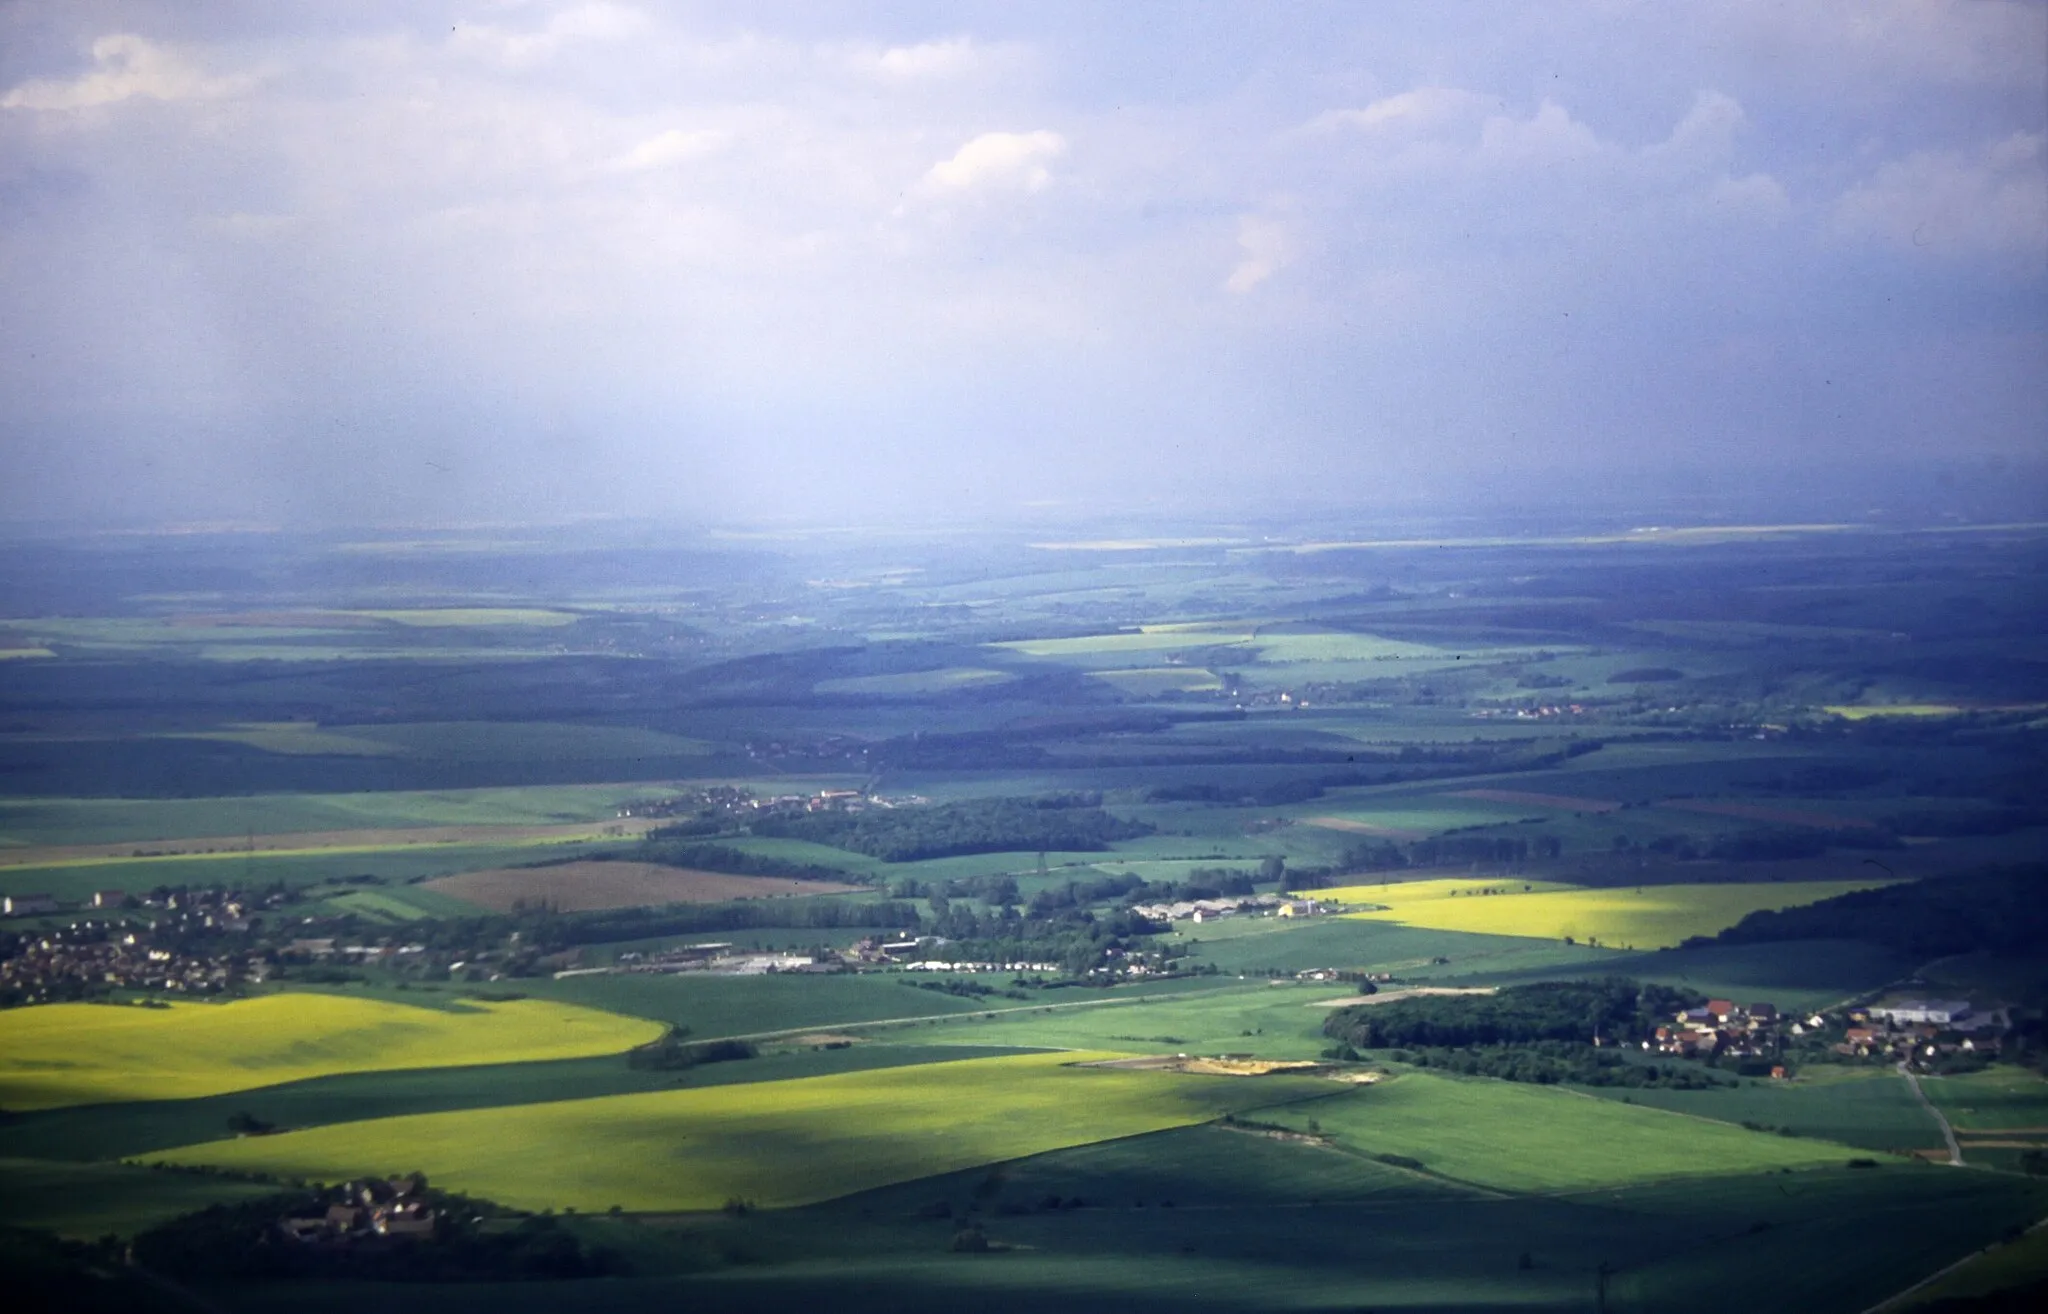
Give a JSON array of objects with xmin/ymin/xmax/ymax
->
[{"xmin": 1897, "ymin": 1060, "xmax": 1962, "ymax": 1166}]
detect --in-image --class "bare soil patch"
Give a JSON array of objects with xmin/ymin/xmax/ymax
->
[
  {"xmin": 1659, "ymin": 800, "xmax": 1880, "ymax": 830},
  {"xmin": 424, "ymin": 860, "xmax": 864, "ymax": 913},
  {"xmin": 0, "ymin": 819, "xmax": 663, "ymax": 868},
  {"xmin": 1451, "ymin": 788, "xmax": 1622, "ymax": 812},
  {"xmin": 1087, "ymin": 1056, "xmax": 1328, "ymax": 1077},
  {"xmin": 1304, "ymin": 816, "xmax": 1427, "ymax": 840}
]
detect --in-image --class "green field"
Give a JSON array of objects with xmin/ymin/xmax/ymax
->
[
  {"xmin": 0, "ymin": 994, "xmax": 663, "ymax": 1110},
  {"xmin": 1260, "ymin": 1073, "xmax": 1855, "ymax": 1192},
  {"xmin": 0, "ymin": 1042, "xmax": 1035, "ymax": 1164},
  {"xmin": 0, "ymin": 1157, "xmax": 276, "ymax": 1240},
  {"xmin": 0, "ymin": 783, "xmax": 693, "ymax": 849},
  {"xmin": 1583, "ymin": 1065, "xmax": 1947, "ymax": 1152},
  {"xmin": 150, "ymin": 1051, "xmax": 1331, "ymax": 1212}
]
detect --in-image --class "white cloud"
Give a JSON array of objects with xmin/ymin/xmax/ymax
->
[
  {"xmin": 861, "ymin": 37, "xmax": 982, "ymax": 80},
  {"xmin": 612, "ymin": 127, "xmax": 730, "ymax": 171},
  {"xmin": 1477, "ymin": 101, "xmax": 1606, "ymax": 169},
  {"xmin": 1306, "ymin": 87, "xmax": 1491, "ymax": 136},
  {"xmin": 1, "ymin": 33, "xmax": 261, "ymax": 110},
  {"xmin": 923, "ymin": 130, "xmax": 1066, "ymax": 192},
  {"xmin": 1835, "ymin": 131, "xmax": 2048, "ymax": 261},
  {"xmin": 1225, "ymin": 213, "xmax": 1294, "ymax": 293},
  {"xmin": 448, "ymin": 2, "xmax": 647, "ymax": 70}
]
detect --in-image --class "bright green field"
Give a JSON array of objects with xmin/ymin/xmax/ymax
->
[
  {"xmin": 1320, "ymin": 877, "xmax": 1902, "ymax": 950},
  {"xmin": 149, "ymin": 1051, "xmax": 1329, "ymax": 1212},
  {"xmin": 0, "ymin": 994, "xmax": 663, "ymax": 1110},
  {"xmin": 1263, "ymin": 1074, "xmax": 1855, "ymax": 1192}
]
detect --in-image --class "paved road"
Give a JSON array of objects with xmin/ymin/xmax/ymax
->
[{"xmin": 1898, "ymin": 1060, "xmax": 1963, "ymax": 1166}]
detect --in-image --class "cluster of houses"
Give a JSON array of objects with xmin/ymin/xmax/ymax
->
[
  {"xmin": 1649, "ymin": 998, "xmax": 1784, "ymax": 1063},
  {"xmin": 1641, "ymin": 994, "xmax": 2004, "ymax": 1072},
  {"xmin": 1835, "ymin": 999, "xmax": 2001, "ymax": 1064},
  {"xmin": 1128, "ymin": 894, "xmax": 1305, "ymax": 923},
  {"xmin": 278, "ymin": 1177, "xmax": 437, "ymax": 1245},
  {"xmin": 0, "ymin": 887, "xmax": 289, "ymax": 1004}
]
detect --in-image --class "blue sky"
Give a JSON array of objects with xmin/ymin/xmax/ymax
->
[{"xmin": 1, "ymin": 1, "xmax": 2042, "ymax": 526}]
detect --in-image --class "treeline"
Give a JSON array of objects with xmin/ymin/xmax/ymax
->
[
  {"xmin": 633, "ymin": 839, "xmax": 862, "ymax": 884},
  {"xmin": 627, "ymin": 1032, "xmax": 758, "ymax": 1070},
  {"xmin": 1697, "ymin": 867, "xmax": 2048, "ymax": 959},
  {"xmin": 1323, "ymin": 979, "xmax": 1705, "ymax": 1050},
  {"xmin": 751, "ymin": 795, "xmax": 1153, "ymax": 862},
  {"xmin": 132, "ymin": 1192, "xmax": 619, "ymax": 1282}
]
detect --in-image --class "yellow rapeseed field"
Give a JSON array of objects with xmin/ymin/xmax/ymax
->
[
  {"xmin": 151, "ymin": 1050, "xmax": 1325, "ymax": 1212},
  {"xmin": 0, "ymin": 993, "xmax": 663, "ymax": 1111},
  {"xmin": 1309, "ymin": 876, "xmax": 1899, "ymax": 950}
]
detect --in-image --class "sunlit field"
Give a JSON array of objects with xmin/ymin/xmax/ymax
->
[
  {"xmin": 0, "ymin": 995, "xmax": 663, "ymax": 1110},
  {"xmin": 150, "ymin": 1050, "xmax": 1328, "ymax": 1212},
  {"xmin": 1311, "ymin": 877, "xmax": 1902, "ymax": 950}
]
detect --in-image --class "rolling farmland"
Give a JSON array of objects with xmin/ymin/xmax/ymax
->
[
  {"xmin": 149, "ymin": 1051, "xmax": 1331, "ymax": 1212},
  {"xmin": 0, "ymin": 995, "xmax": 663, "ymax": 1110}
]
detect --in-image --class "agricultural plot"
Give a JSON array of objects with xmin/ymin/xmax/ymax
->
[
  {"xmin": 149, "ymin": 1051, "xmax": 1332, "ymax": 1212},
  {"xmin": 0, "ymin": 994, "xmax": 663, "ymax": 1110},
  {"xmin": 423, "ymin": 860, "xmax": 865, "ymax": 912},
  {"xmin": 1261, "ymin": 1073, "xmax": 1854, "ymax": 1192},
  {"xmin": 1319, "ymin": 876, "xmax": 1902, "ymax": 950},
  {"xmin": 1179, "ymin": 912, "xmax": 1622, "ymax": 980},
  {"xmin": 1582, "ymin": 1066, "xmax": 1947, "ymax": 1153},
  {"xmin": 1922, "ymin": 1068, "xmax": 2048, "ymax": 1165},
  {"xmin": 0, "ymin": 782, "xmax": 693, "ymax": 849},
  {"xmin": 0, "ymin": 1042, "xmax": 1034, "ymax": 1165},
  {"xmin": 0, "ymin": 1157, "xmax": 275, "ymax": 1240},
  {"xmin": 815, "ymin": 667, "xmax": 1015, "ymax": 695}
]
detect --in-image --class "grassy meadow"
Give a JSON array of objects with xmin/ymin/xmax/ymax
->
[{"xmin": 1261, "ymin": 1073, "xmax": 1857, "ymax": 1192}]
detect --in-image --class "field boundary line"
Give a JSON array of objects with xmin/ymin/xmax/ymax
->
[
  {"xmin": 696, "ymin": 982, "xmax": 1267, "ymax": 1046},
  {"xmin": 1858, "ymin": 1211, "xmax": 2048, "ymax": 1314}
]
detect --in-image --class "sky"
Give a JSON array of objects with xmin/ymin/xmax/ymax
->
[{"xmin": 0, "ymin": 0, "xmax": 2043, "ymax": 528}]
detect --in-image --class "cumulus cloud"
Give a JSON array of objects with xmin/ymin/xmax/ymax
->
[
  {"xmin": 612, "ymin": 128, "xmax": 730, "ymax": 171},
  {"xmin": 1226, "ymin": 213, "xmax": 1295, "ymax": 293},
  {"xmin": 923, "ymin": 130, "xmax": 1067, "ymax": 193},
  {"xmin": 1835, "ymin": 131, "xmax": 2048, "ymax": 261},
  {"xmin": 448, "ymin": 2, "xmax": 647, "ymax": 70},
  {"xmin": 1, "ymin": 33, "xmax": 261, "ymax": 110}
]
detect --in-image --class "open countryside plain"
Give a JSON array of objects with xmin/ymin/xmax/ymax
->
[
  {"xmin": 3, "ymin": 522, "xmax": 2046, "ymax": 1311},
  {"xmin": 150, "ymin": 1051, "xmax": 1331, "ymax": 1212}
]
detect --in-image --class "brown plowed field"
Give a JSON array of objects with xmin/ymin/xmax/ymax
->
[
  {"xmin": 1450, "ymin": 788, "xmax": 1622, "ymax": 812},
  {"xmin": 424, "ymin": 860, "xmax": 864, "ymax": 912},
  {"xmin": 1659, "ymin": 800, "xmax": 1879, "ymax": 829},
  {"xmin": 1304, "ymin": 817, "xmax": 1426, "ymax": 840}
]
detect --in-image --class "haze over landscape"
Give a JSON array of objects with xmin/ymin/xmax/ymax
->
[
  {"xmin": 2, "ymin": 0, "xmax": 2044, "ymax": 525},
  {"xmin": 3, "ymin": 5, "xmax": 2048, "ymax": 1314}
]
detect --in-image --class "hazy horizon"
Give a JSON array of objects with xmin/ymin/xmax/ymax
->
[{"xmin": 2, "ymin": 1, "xmax": 2043, "ymax": 528}]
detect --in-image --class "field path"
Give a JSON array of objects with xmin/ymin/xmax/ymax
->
[
  {"xmin": 1898, "ymin": 1061, "xmax": 1964, "ymax": 1166},
  {"xmin": 1859, "ymin": 1211, "xmax": 2048, "ymax": 1314}
]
